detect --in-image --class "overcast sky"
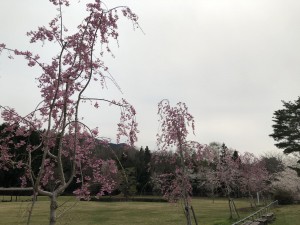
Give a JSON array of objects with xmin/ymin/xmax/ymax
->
[{"xmin": 1, "ymin": 0, "xmax": 300, "ymax": 155}]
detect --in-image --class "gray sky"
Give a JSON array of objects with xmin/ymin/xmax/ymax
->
[{"xmin": 1, "ymin": 0, "xmax": 300, "ymax": 155}]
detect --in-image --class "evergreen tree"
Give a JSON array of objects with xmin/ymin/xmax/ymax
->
[
  {"xmin": 144, "ymin": 146, "xmax": 151, "ymax": 165},
  {"xmin": 136, "ymin": 146, "xmax": 152, "ymax": 194},
  {"xmin": 270, "ymin": 96, "xmax": 300, "ymax": 176},
  {"xmin": 220, "ymin": 143, "xmax": 228, "ymax": 164},
  {"xmin": 232, "ymin": 150, "xmax": 239, "ymax": 161},
  {"xmin": 270, "ymin": 96, "xmax": 300, "ymax": 155}
]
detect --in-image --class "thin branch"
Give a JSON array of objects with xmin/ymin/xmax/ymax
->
[
  {"xmin": 1, "ymin": 47, "xmax": 46, "ymax": 70},
  {"xmin": 59, "ymin": 2, "xmax": 64, "ymax": 44},
  {"xmin": 80, "ymin": 97, "xmax": 127, "ymax": 107}
]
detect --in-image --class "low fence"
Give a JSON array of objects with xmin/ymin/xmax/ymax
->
[
  {"xmin": 232, "ymin": 200, "xmax": 278, "ymax": 225},
  {"xmin": 0, "ymin": 187, "xmax": 34, "ymax": 202}
]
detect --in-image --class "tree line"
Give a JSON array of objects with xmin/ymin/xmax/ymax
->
[{"xmin": 0, "ymin": 122, "xmax": 289, "ymax": 202}]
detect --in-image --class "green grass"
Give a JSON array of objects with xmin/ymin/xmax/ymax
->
[
  {"xmin": 0, "ymin": 196, "xmax": 299, "ymax": 225},
  {"xmin": 272, "ymin": 204, "xmax": 300, "ymax": 225}
]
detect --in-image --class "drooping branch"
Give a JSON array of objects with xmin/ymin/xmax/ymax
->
[{"xmin": 0, "ymin": 1, "xmax": 139, "ymax": 224}]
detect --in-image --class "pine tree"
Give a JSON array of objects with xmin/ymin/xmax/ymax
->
[{"xmin": 270, "ymin": 96, "xmax": 300, "ymax": 155}]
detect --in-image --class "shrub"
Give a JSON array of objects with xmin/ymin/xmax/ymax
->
[{"xmin": 273, "ymin": 189, "xmax": 294, "ymax": 205}]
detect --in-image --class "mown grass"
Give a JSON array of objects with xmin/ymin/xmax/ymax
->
[
  {"xmin": 272, "ymin": 204, "xmax": 300, "ymax": 225},
  {"xmin": 0, "ymin": 196, "xmax": 299, "ymax": 225}
]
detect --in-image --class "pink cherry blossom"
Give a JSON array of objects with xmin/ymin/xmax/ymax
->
[{"xmin": 0, "ymin": 1, "xmax": 139, "ymax": 224}]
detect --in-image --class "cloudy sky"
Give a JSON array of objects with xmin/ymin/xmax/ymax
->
[{"xmin": 1, "ymin": 0, "xmax": 300, "ymax": 155}]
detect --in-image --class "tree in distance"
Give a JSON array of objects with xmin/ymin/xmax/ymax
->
[
  {"xmin": 154, "ymin": 99, "xmax": 210, "ymax": 225},
  {"xmin": 270, "ymin": 96, "xmax": 300, "ymax": 175}
]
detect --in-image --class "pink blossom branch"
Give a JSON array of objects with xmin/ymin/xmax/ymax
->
[{"xmin": 0, "ymin": 46, "xmax": 44, "ymax": 69}]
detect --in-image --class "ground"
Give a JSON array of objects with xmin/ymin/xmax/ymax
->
[{"xmin": 0, "ymin": 196, "xmax": 299, "ymax": 225}]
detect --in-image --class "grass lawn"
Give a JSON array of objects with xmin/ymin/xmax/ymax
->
[
  {"xmin": 272, "ymin": 204, "xmax": 300, "ymax": 225},
  {"xmin": 0, "ymin": 196, "xmax": 299, "ymax": 225}
]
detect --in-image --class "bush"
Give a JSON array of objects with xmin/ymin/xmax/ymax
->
[{"xmin": 273, "ymin": 189, "xmax": 294, "ymax": 205}]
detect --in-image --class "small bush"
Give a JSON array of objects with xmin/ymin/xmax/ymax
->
[{"xmin": 273, "ymin": 189, "xmax": 294, "ymax": 205}]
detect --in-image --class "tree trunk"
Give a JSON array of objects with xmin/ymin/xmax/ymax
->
[
  {"xmin": 184, "ymin": 200, "xmax": 192, "ymax": 225},
  {"xmin": 228, "ymin": 198, "xmax": 233, "ymax": 219},
  {"xmin": 191, "ymin": 206, "xmax": 198, "ymax": 225},
  {"xmin": 26, "ymin": 193, "xmax": 37, "ymax": 225},
  {"xmin": 49, "ymin": 195, "xmax": 58, "ymax": 225}
]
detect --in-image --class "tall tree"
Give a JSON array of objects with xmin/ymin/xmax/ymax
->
[
  {"xmin": 143, "ymin": 146, "xmax": 152, "ymax": 193},
  {"xmin": 270, "ymin": 96, "xmax": 300, "ymax": 155},
  {"xmin": 270, "ymin": 96, "xmax": 300, "ymax": 177},
  {"xmin": 0, "ymin": 1, "xmax": 138, "ymax": 224},
  {"xmin": 136, "ymin": 146, "xmax": 152, "ymax": 194},
  {"xmin": 154, "ymin": 99, "xmax": 208, "ymax": 225},
  {"xmin": 215, "ymin": 150, "xmax": 240, "ymax": 219},
  {"xmin": 239, "ymin": 152, "xmax": 269, "ymax": 208}
]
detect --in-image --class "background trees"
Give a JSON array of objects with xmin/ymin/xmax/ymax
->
[
  {"xmin": 269, "ymin": 153, "xmax": 300, "ymax": 204},
  {"xmin": 239, "ymin": 152, "xmax": 269, "ymax": 207}
]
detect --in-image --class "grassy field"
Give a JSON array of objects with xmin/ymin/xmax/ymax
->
[
  {"xmin": 272, "ymin": 204, "xmax": 300, "ymax": 225},
  {"xmin": 0, "ymin": 196, "xmax": 299, "ymax": 225}
]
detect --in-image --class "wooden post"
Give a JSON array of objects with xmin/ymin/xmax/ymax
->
[
  {"xmin": 191, "ymin": 206, "xmax": 198, "ymax": 225},
  {"xmin": 228, "ymin": 198, "xmax": 233, "ymax": 219}
]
